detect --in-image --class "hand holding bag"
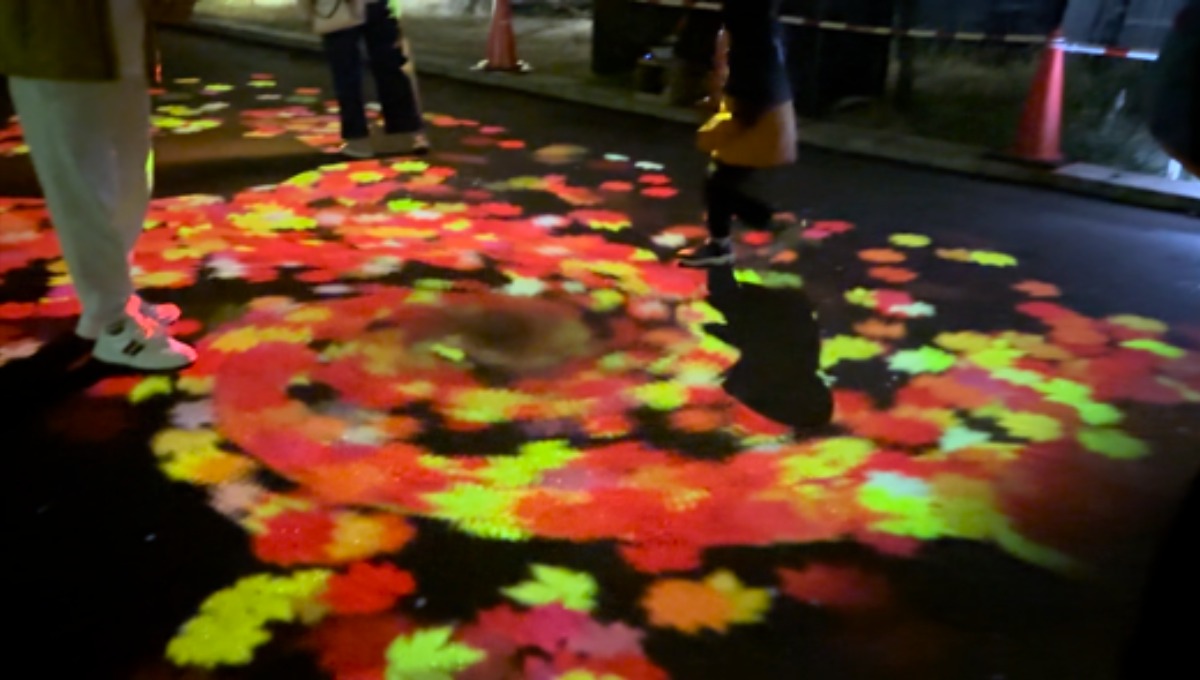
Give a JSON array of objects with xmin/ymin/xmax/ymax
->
[{"xmin": 697, "ymin": 101, "xmax": 736, "ymax": 155}]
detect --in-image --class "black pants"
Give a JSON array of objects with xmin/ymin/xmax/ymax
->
[
  {"xmin": 705, "ymin": 161, "xmax": 774, "ymax": 239},
  {"xmin": 0, "ymin": 76, "xmax": 13, "ymax": 120},
  {"xmin": 322, "ymin": 2, "xmax": 423, "ymax": 140}
]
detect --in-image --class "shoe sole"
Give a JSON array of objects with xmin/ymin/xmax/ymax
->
[
  {"xmin": 91, "ymin": 354, "xmax": 197, "ymax": 372},
  {"xmin": 678, "ymin": 254, "xmax": 735, "ymax": 268},
  {"xmin": 92, "ymin": 344, "xmax": 197, "ymax": 372}
]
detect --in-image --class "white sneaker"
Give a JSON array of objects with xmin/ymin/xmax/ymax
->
[
  {"xmin": 92, "ymin": 313, "xmax": 197, "ymax": 371},
  {"xmin": 131, "ymin": 295, "xmax": 182, "ymax": 326},
  {"xmin": 340, "ymin": 138, "xmax": 374, "ymax": 159}
]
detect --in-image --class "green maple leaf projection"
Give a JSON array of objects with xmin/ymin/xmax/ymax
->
[
  {"xmin": 387, "ymin": 198, "xmax": 428, "ymax": 213},
  {"xmin": 1122, "ymin": 338, "xmax": 1186, "ymax": 359},
  {"xmin": 631, "ymin": 381, "xmax": 689, "ymax": 411},
  {"xmin": 890, "ymin": 233, "xmax": 932, "ymax": 248},
  {"xmin": 1079, "ymin": 427, "xmax": 1150, "ymax": 460},
  {"xmin": 888, "ymin": 346, "xmax": 956, "ymax": 375},
  {"xmin": 385, "ymin": 627, "xmax": 486, "ymax": 680},
  {"xmin": 820, "ymin": 335, "xmax": 884, "ymax": 370},
  {"xmin": 502, "ymin": 564, "xmax": 599, "ymax": 612},
  {"xmin": 733, "ymin": 268, "xmax": 804, "ymax": 289},
  {"xmin": 971, "ymin": 251, "xmax": 1018, "ymax": 267}
]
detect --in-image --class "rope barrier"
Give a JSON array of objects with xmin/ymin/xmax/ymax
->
[{"xmin": 631, "ymin": 0, "xmax": 1162, "ymax": 59}]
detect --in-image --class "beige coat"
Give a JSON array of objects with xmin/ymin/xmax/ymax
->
[{"xmin": 0, "ymin": 0, "xmax": 196, "ymax": 82}]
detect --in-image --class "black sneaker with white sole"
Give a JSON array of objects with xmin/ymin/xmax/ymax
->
[{"xmin": 677, "ymin": 240, "xmax": 735, "ymax": 268}]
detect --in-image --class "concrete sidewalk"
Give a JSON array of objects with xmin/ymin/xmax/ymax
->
[{"xmin": 184, "ymin": 10, "xmax": 1200, "ymax": 216}]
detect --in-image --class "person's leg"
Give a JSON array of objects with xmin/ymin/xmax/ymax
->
[
  {"xmin": 8, "ymin": 77, "xmax": 134, "ymax": 339},
  {"xmin": 709, "ymin": 160, "xmax": 773, "ymax": 233},
  {"xmin": 679, "ymin": 160, "xmax": 747, "ymax": 267},
  {"xmin": 705, "ymin": 160, "xmax": 743, "ymax": 240},
  {"xmin": 709, "ymin": 159, "xmax": 775, "ymax": 229},
  {"xmin": 727, "ymin": 181, "xmax": 775, "ymax": 229},
  {"xmin": 363, "ymin": 2, "xmax": 423, "ymax": 135},
  {"xmin": 111, "ymin": 79, "xmax": 181, "ymax": 324},
  {"xmin": 8, "ymin": 76, "xmax": 194, "ymax": 369},
  {"xmin": 112, "ymin": 79, "xmax": 152, "ymax": 257},
  {"xmin": 322, "ymin": 26, "xmax": 370, "ymax": 142}
]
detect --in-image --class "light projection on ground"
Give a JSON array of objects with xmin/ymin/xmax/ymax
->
[{"xmin": 2, "ymin": 75, "xmax": 1199, "ymax": 679}]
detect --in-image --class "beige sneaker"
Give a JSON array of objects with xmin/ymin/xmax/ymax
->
[
  {"xmin": 411, "ymin": 132, "xmax": 431, "ymax": 155},
  {"xmin": 379, "ymin": 131, "xmax": 431, "ymax": 157},
  {"xmin": 340, "ymin": 138, "xmax": 374, "ymax": 159}
]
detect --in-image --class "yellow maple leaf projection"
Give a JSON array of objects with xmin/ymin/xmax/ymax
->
[
  {"xmin": 167, "ymin": 571, "xmax": 331, "ymax": 668},
  {"xmin": 643, "ymin": 570, "xmax": 771, "ymax": 634}
]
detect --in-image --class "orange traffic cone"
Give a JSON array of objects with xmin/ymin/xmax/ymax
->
[
  {"xmin": 1011, "ymin": 29, "xmax": 1066, "ymax": 166},
  {"xmin": 473, "ymin": 0, "xmax": 531, "ymax": 73}
]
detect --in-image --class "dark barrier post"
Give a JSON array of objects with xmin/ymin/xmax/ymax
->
[
  {"xmin": 782, "ymin": 0, "xmax": 822, "ymax": 115},
  {"xmin": 671, "ymin": 10, "xmax": 723, "ymax": 107},
  {"xmin": 895, "ymin": 0, "xmax": 916, "ymax": 110},
  {"xmin": 593, "ymin": 0, "xmax": 687, "ymax": 77},
  {"xmin": 784, "ymin": 0, "xmax": 894, "ymax": 116},
  {"xmin": 592, "ymin": 0, "xmax": 639, "ymax": 75}
]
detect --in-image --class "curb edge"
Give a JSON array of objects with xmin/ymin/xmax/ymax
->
[{"xmin": 181, "ymin": 16, "xmax": 1200, "ymax": 216}]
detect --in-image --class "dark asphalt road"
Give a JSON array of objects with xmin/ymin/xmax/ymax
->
[
  {"xmin": 151, "ymin": 33, "xmax": 1200, "ymax": 327},
  {"xmin": 3, "ymin": 30, "xmax": 1200, "ymax": 680}
]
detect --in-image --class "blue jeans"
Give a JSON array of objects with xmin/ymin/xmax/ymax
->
[{"xmin": 321, "ymin": 1, "xmax": 422, "ymax": 140}]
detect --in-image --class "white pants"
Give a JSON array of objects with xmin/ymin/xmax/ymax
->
[{"xmin": 8, "ymin": 77, "xmax": 151, "ymax": 339}]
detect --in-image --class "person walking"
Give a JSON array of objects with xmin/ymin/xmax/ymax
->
[
  {"xmin": 1148, "ymin": 0, "xmax": 1200, "ymax": 177},
  {"xmin": 678, "ymin": 0, "xmax": 797, "ymax": 268},
  {"xmin": 1123, "ymin": 7, "xmax": 1200, "ymax": 676},
  {"xmin": 300, "ymin": 0, "xmax": 430, "ymax": 159},
  {"xmin": 0, "ymin": 0, "xmax": 198, "ymax": 370}
]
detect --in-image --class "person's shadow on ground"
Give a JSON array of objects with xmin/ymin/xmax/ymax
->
[
  {"xmin": 704, "ymin": 266, "xmax": 833, "ymax": 431},
  {"xmin": 0, "ymin": 326, "xmax": 135, "ymax": 422},
  {"xmin": 1121, "ymin": 463, "xmax": 1200, "ymax": 678}
]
